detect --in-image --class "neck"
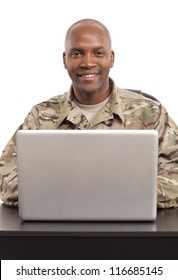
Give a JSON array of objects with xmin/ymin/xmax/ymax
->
[{"xmin": 73, "ymin": 84, "xmax": 111, "ymax": 105}]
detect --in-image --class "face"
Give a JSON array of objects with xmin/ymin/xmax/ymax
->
[{"xmin": 63, "ymin": 22, "xmax": 114, "ymax": 104}]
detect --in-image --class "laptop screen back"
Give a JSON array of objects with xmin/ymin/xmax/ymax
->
[{"xmin": 16, "ymin": 130, "xmax": 158, "ymax": 221}]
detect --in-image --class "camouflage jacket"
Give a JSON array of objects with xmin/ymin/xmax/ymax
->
[{"xmin": 1, "ymin": 79, "xmax": 178, "ymax": 208}]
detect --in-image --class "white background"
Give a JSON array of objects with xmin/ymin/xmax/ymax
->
[{"xmin": 0, "ymin": 0, "xmax": 178, "ymax": 152}]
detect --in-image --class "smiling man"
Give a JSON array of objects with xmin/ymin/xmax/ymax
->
[
  {"xmin": 63, "ymin": 19, "xmax": 114, "ymax": 105},
  {"xmin": 0, "ymin": 18, "xmax": 178, "ymax": 208}
]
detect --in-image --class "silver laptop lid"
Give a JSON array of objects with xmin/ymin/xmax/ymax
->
[{"xmin": 16, "ymin": 130, "xmax": 158, "ymax": 221}]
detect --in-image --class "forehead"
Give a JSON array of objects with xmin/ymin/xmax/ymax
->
[{"xmin": 65, "ymin": 23, "xmax": 110, "ymax": 50}]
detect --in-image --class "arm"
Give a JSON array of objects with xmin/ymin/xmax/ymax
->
[
  {"xmin": 156, "ymin": 105, "xmax": 178, "ymax": 208},
  {"xmin": 0, "ymin": 128, "xmax": 21, "ymax": 206},
  {"xmin": 0, "ymin": 107, "xmax": 39, "ymax": 206}
]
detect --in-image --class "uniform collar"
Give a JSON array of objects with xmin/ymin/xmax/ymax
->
[{"xmin": 57, "ymin": 78, "xmax": 125, "ymax": 126}]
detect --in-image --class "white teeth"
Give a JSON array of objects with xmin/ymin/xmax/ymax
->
[{"xmin": 81, "ymin": 74, "xmax": 97, "ymax": 78}]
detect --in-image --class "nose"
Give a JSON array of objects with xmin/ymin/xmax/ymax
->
[{"xmin": 80, "ymin": 53, "xmax": 96, "ymax": 68}]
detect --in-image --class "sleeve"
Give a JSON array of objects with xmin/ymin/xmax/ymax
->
[
  {"xmin": 0, "ymin": 131, "xmax": 19, "ymax": 207},
  {"xmin": 156, "ymin": 105, "xmax": 178, "ymax": 208},
  {"xmin": 0, "ymin": 106, "xmax": 40, "ymax": 207}
]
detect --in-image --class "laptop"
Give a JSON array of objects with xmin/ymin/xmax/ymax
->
[{"xmin": 16, "ymin": 130, "xmax": 158, "ymax": 221}]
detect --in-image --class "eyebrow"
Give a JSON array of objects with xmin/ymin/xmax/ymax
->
[{"xmin": 69, "ymin": 46, "xmax": 106, "ymax": 52}]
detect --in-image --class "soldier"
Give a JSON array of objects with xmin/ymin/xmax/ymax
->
[{"xmin": 0, "ymin": 18, "xmax": 178, "ymax": 207}]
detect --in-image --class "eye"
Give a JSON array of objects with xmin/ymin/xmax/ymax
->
[
  {"xmin": 71, "ymin": 51, "xmax": 82, "ymax": 58},
  {"xmin": 95, "ymin": 50, "xmax": 105, "ymax": 57}
]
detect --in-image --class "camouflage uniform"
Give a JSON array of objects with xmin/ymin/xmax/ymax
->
[{"xmin": 0, "ymin": 79, "xmax": 178, "ymax": 208}]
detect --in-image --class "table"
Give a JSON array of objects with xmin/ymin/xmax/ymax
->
[{"xmin": 0, "ymin": 203, "xmax": 178, "ymax": 259}]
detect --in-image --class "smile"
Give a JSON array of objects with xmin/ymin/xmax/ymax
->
[{"xmin": 78, "ymin": 73, "xmax": 99, "ymax": 79}]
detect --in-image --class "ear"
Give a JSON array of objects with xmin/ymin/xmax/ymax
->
[
  {"xmin": 63, "ymin": 52, "xmax": 67, "ymax": 69},
  {"xmin": 110, "ymin": 50, "xmax": 115, "ymax": 68}
]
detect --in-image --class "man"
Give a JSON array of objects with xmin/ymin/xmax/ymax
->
[{"xmin": 0, "ymin": 18, "xmax": 178, "ymax": 208}]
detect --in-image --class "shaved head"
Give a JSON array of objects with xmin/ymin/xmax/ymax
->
[
  {"xmin": 65, "ymin": 18, "xmax": 112, "ymax": 51},
  {"xmin": 63, "ymin": 18, "xmax": 114, "ymax": 105}
]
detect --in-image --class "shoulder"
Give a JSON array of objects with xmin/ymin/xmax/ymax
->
[
  {"xmin": 117, "ymin": 88, "xmax": 161, "ymax": 114},
  {"xmin": 37, "ymin": 91, "xmax": 68, "ymax": 107},
  {"xmin": 22, "ymin": 92, "xmax": 69, "ymax": 129},
  {"xmin": 116, "ymin": 87, "xmax": 164, "ymax": 126},
  {"xmin": 118, "ymin": 87, "xmax": 160, "ymax": 105},
  {"xmin": 31, "ymin": 92, "xmax": 68, "ymax": 112}
]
